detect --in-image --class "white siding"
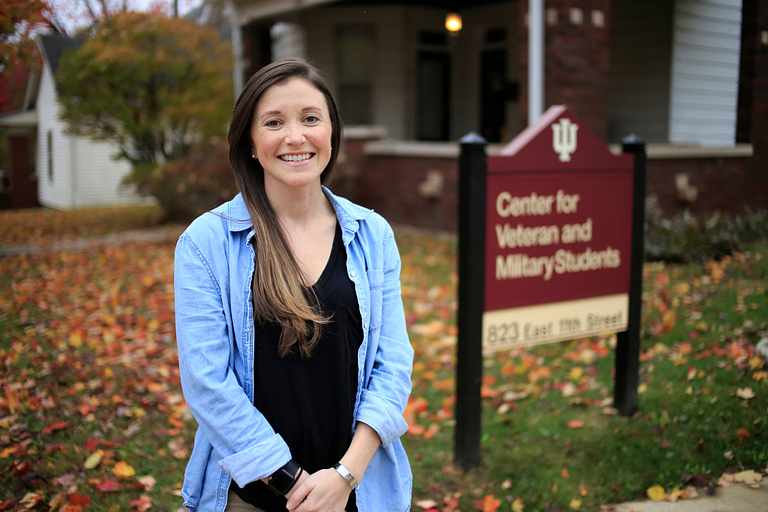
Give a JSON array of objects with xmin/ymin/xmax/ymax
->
[
  {"xmin": 608, "ymin": 0, "xmax": 674, "ymax": 143},
  {"xmin": 36, "ymin": 60, "xmax": 144, "ymax": 209},
  {"xmin": 69, "ymin": 135, "xmax": 138, "ymax": 207},
  {"xmin": 36, "ymin": 64, "xmax": 72, "ymax": 209},
  {"xmin": 668, "ymin": 0, "xmax": 743, "ymax": 146}
]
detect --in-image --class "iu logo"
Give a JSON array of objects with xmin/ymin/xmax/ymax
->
[{"xmin": 552, "ymin": 118, "xmax": 578, "ymax": 162}]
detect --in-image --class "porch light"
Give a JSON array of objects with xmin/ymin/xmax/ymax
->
[{"xmin": 446, "ymin": 13, "xmax": 462, "ymax": 32}]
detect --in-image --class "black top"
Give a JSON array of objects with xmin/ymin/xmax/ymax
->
[{"xmin": 232, "ymin": 223, "xmax": 362, "ymax": 511}]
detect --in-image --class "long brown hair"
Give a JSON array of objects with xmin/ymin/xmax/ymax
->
[{"xmin": 228, "ymin": 59, "xmax": 343, "ymax": 358}]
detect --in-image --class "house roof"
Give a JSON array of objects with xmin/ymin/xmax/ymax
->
[
  {"xmin": 38, "ymin": 34, "xmax": 83, "ymax": 76},
  {"xmin": 0, "ymin": 109, "xmax": 38, "ymax": 128}
]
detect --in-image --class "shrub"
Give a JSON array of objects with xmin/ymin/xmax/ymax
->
[
  {"xmin": 645, "ymin": 196, "xmax": 768, "ymax": 263},
  {"xmin": 125, "ymin": 140, "xmax": 236, "ymax": 221}
]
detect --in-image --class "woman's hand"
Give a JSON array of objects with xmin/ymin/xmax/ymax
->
[{"xmin": 285, "ymin": 468, "xmax": 352, "ymax": 512}]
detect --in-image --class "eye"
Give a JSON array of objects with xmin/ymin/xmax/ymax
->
[
  {"xmin": 265, "ymin": 119, "xmax": 281, "ymax": 128},
  {"xmin": 304, "ymin": 114, "xmax": 320, "ymax": 124}
]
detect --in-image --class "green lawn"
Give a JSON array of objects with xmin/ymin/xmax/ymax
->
[{"xmin": 0, "ymin": 209, "xmax": 765, "ymax": 512}]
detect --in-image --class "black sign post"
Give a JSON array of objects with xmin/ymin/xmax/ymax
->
[
  {"xmin": 613, "ymin": 135, "xmax": 647, "ymax": 416},
  {"xmin": 454, "ymin": 132, "xmax": 487, "ymax": 471}
]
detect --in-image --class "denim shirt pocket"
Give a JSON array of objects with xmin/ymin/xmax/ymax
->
[{"xmin": 366, "ymin": 269, "xmax": 383, "ymax": 333}]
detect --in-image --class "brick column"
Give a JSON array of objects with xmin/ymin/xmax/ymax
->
[{"xmin": 518, "ymin": 0, "xmax": 611, "ymax": 140}]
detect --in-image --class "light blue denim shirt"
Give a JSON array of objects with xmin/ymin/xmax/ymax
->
[{"xmin": 174, "ymin": 188, "xmax": 414, "ymax": 512}]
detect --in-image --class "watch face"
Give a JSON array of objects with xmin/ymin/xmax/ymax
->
[
  {"xmin": 268, "ymin": 460, "xmax": 301, "ymax": 496},
  {"xmin": 269, "ymin": 470, "xmax": 294, "ymax": 495}
]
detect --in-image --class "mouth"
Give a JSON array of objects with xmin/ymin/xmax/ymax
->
[{"xmin": 278, "ymin": 153, "xmax": 314, "ymax": 162}]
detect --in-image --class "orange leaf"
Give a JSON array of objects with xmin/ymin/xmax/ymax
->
[
  {"xmin": 42, "ymin": 421, "xmax": 69, "ymax": 435},
  {"xmin": 474, "ymin": 494, "xmax": 502, "ymax": 512},
  {"xmin": 407, "ymin": 424, "xmax": 426, "ymax": 436},
  {"xmin": 561, "ymin": 468, "xmax": 570, "ymax": 479},
  {"xmin": 112, "ymin": 461, "xmax": 136, "ymax": 479},
  {"xmin": 567, "ymin": 420, "xmax": 584, "ymax": 429},
  {"xmin": 130, "ymin": 495, "xmax": 153, "ymax": 512},
  {"xmin": 737, "ymin": 428, "xmax": 750, "ymax": 443}
]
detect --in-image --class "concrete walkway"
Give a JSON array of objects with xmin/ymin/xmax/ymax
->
[
  {"xmin": 0, "ymin": 224, "xmax": 186, "ymax": 257},
  {"xmin": 609, "ymin": 483, "xmax": 768, "ymax": 511}
]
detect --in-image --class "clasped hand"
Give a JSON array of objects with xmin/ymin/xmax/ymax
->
[{"xmin": 285, "ymin": 468, "xmax": 352, "ymax": 512}]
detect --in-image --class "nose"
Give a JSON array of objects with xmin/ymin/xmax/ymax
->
[{"xmin": 286, "ymin": 123, "xmax": 305, "ymax": 145}]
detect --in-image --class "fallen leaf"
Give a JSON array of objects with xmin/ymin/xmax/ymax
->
[
  {"xmin": 69, "ymin": 493, "xmax": 90, "ymax": 506},
  {"xmin": 84, "ymin": 450, "xmax": 104, "ymax": 470},
  {"xmin": 112, "ymin": 461, "xmax": 136, "ymax": 479},
  {"xmin": 647, "ymin": 484, "xmax": 665, "ymax": 501},
  {"xmin": 562, "ymin": 468, "xmax": 570, "ymax": 479},
  {"xmin": 569, "ymin": 498, "xmax": 581, "ymax": 509},
  {"xmin": 567, "ymin": 420, "xmax": 584, "ymax": 429},
  {"xmin": 138, "ymin": 475, "xmax": 156, "ymax": 491},
  {"xmin": 474, "ymin": 494, "xmax": 501, "ymax": 512},
  {"xmin": 42, "ymin": 421, "xmax": 69, "ymax": 435},
  {"xmin": 736, "ymin": 387, "xmax": 755, "ymax": 399},
  {"xmin": 511, "ymin": 497, "xmax": 524, "ymax": 512},
  {"xmin": 167, "ymin": 438, "xmax": 189, "ymax": 459},
  {"xmin": 130, "ymin": 495, "xmax": 153, "ymax": 511},
  {"xmin": 668, "ymin": 487, "xmax": 685, "ymax": 502},
  {"xmin": 733, "ymin": 470, "xmax": 762, "ymax": 484},
  {"xmin": 96, "ymin": 479, "xmax": 120, "ymax": 492}
]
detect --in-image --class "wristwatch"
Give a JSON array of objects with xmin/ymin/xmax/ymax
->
[
  {"xmin": 333, "ymin": 462, "xmax": 358, "ymax": 489},
  {"xmin": 267, "ymin": 459, "xmax": 302, "ymax": 496}
]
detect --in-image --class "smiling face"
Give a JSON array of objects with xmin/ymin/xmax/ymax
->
[{"xmin": 251, "ymin": 78, "xmax": 333, "ymax": 194}]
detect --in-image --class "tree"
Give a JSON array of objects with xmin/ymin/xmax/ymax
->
[
  {"xmin": 0, "ymin": 0, "xmax": 49, "ymax": 69},
  {"xmin": 55, "ymin": 12, "xmax": 232, "ymax": 167}
]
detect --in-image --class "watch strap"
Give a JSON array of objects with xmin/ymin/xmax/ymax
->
[{"xmin": 333, "ymin": 462, "xmax": 358, "ymax": 489}]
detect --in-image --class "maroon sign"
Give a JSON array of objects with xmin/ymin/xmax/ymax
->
[{"xmin": 484, "ymin": 106, "xmax": 634, "ymax": 315}]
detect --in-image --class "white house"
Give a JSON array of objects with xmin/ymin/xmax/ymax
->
[{"xmin": 0, "ymin": 34, "xmax": 145, "ymax": 210}]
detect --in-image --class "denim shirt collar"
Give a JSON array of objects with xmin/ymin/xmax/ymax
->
[{"xmin": 224, "ymin": 187, "xmax": 373, "ymax": 238}]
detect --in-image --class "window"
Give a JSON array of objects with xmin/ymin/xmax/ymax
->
[
  {"xmin": 416, "ymin": 52, "xmax": 450, "ymax": 141},
  {"xmin": 336, "ymin": 25, "xmax": 374, "ymax": 125},
  {"xmin": 47, "ymin": 130, "xmax": 53, "ymax": 182},
  {"xmin": 28, "ymin": 134, "xmax": 37, "ymax": 179}
]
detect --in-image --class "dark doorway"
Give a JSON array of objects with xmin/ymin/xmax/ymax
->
[
  {"xmin": 416, "ymin": 52, "xmax": 450, "ymax": 141},
  {"xmin": 480, "ymin": 49, "xmax": 506, "ymax": 143}
]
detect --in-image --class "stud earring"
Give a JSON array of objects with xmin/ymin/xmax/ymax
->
[{"xmin": 251, "ymin": 155, "xmax": 256, "ymax": 159}]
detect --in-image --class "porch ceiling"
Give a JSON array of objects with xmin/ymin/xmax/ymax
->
[{"xmin": 335, "ymin": 0, "xmax": 510, "ymax": 10}]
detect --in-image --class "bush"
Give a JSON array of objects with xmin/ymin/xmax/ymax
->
[
  {"xmin": 125, "ymin": 141, "xmax": 236, "ymax": 221},
  {"xmin": 645, "ymin": 196, "xmax": 768, "ymax": 263}
]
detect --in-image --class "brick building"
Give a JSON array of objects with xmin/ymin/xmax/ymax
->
[{"xmin": 219, "ymin": 0, "xmax": 765, "ymax": 230}]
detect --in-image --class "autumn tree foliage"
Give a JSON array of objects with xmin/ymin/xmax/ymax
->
[
  {"xmin": 0, "ymin": 0, "xmax": 49, "ymax": 69},
  {"xmin": 55, "ymin": 12, "xmax": 232, "ymax": 167}
]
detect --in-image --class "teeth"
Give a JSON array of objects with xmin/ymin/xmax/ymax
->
[{"xmin": 280, "ymin": 154, "xmax": 312, "ymax": 162}]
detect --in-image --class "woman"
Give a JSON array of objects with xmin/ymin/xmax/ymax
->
[{"xmin": 174, "ymin": 58, "xmax": 414, "ymax": 512}]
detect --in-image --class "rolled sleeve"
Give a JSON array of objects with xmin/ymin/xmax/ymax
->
[{"xmin": 175, "ymin": 232, "xmax": 291, "ymax": 487}]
